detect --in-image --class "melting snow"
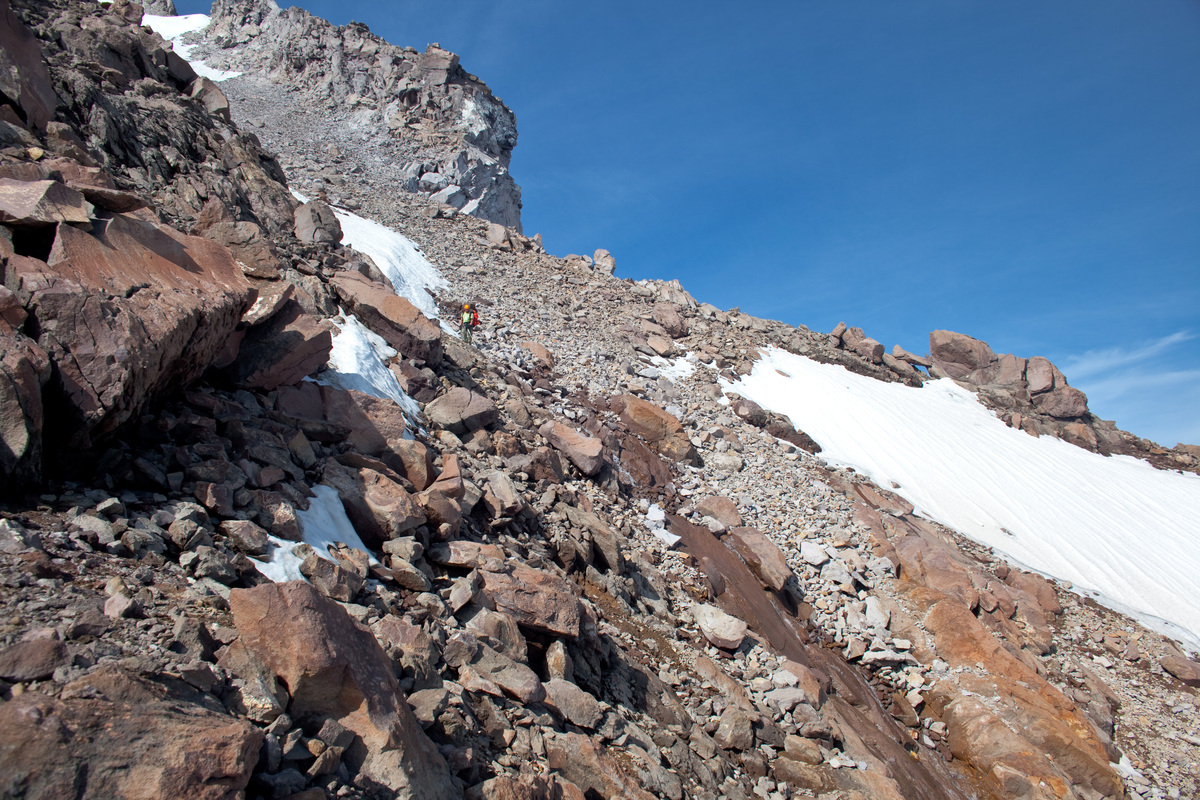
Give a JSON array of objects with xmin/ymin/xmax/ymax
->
[
  {"xmin": 142, "ymin": 14, "xmax": 243, "ymax": 82},
  {"xmin": 333, "ymin": 209, "xmax": 446, "ymax": 320},
  {"xmin": 728, "ymin": 347, "xmax": 1200, "ymax": 650},
  {"xmin": 648, "ymin": 354, "xmax": 698, "ymax": 383},
  {"xmin": 313, "ymin": 314, "xmax": 421, "ymax": 421},
  {"xmin": 254, "ymin": 485, "xmax": 378, "ymax": 583}
]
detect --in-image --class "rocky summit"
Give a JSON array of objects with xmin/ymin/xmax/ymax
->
[{"xmin": 1, "ymin": 2, "xmax": 1198, "ymax": 800}]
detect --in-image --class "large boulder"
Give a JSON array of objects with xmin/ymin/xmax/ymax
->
[
  {"xmin": 13, "ymin": 212, "xmax": 254, "ymax": 451},
  {"xmin": 1033, "ymin": 385, "xmax": 1089, "ymax": 419},
  {"xmin": 479, "ymin": 563, "xmax": 583, "ymax": 638},
  {"xmin": 229, "ymin": 581, "xmax": 457, "ymax": 798},
  {"xmin": 592, "ymin": 248, "xmax": 616, "ymax": 276},
  {"xmin": 227, "ymin": 299, "xmax": 332, "ymax": 390},
  {"xmin": 610, "ymin": 394, "xmax": 699, "ymax": 465},
  {"xmin": 0, "ymin": 178, "xmax": 93, "ymax": 226},
  {"xmin": 929, "ymin": 330, "xmax": 998, "ymax": 379},
  {"xmin": 425, "ymin": 386, "xmax": 498, "ymax": 435},
  {"xmin": 0, "ymin": 665, "xmax": 261, "ymax": 800},
  {"xmin": 692, "ymin": 603, "xmax": 748, "ymax": 650},
  {"xmin": 0, "ymin": 0, "xmax": 57, "ymax": 131},
  {"xmin": 294, "ymin": 199, "xmax": 343, "ymax": 243},
  {"xmin": 538, "ymin": 420, "xmax": 604, "ymax": 476},
  {"xmin": 0, "ymin": 315, "xmax": 50, "ymax": 491},
  {"xmin": 331, "ymin": 271, "xmax": 442, "ymax": 365},
  {"xmin": 321, "ymin": 460, "xmax": 425, "ymax": 549},
  {"xmin": 198, "ymin": 220, "xmax": 282, "ymax": 279},
  {"xmin": 725, "ymin": 526, "xmax": 793, "ymax": 592}
]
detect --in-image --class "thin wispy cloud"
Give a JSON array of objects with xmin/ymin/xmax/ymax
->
[{"xmin": 1062, "ymin": 331, "xmax": 1195, "ymax": 381}]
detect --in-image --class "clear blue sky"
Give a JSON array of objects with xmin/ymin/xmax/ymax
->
[{"xmin": 178, "ymin": 0, "xmax": 1200, "ymax": 447}]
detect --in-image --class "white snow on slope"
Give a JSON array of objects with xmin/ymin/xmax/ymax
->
[
  {"xmin": 728, "ymin": 348, "xmax": 1200, "ymax": 650},
  {"xmin": 142, "ymin": 14, "xmax": 242, "ymax": 82},
  {"xmin": 255, "ymin": 485, "xmax": 378, "ymax": 583},
  {"xmin": 333, "ymin": 209, "xmax": 447, "ymax": 320},
  {"xmin": 314, "ymin": 314, "xmax": 421, "ymax": 420}
]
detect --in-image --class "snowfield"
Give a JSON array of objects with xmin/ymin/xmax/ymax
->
[
  {"xmin": 142, "ymin": 14, "xmax": 242, "ymax": 82},
  {"xmin": 728, "ymin": 348, "xmax": 1200, "ymax": 650}
]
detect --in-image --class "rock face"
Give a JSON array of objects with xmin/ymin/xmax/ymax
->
[
  {"xmin": 0, "ymin": 666, "xmax": 262, "ymax": 800},
  {"xmin": 201, "ymin": 0, "xmax": 523, "ymax": 229},
  {"xmin": 229, "ymin": 581, "xmax": 457, "ymax": 798}
]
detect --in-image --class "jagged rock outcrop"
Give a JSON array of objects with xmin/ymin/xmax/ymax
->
[{"xmin": 198, "ymin": 0, "xmax": 523, "ymax": 229}]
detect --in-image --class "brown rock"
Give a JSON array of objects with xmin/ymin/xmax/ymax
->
[
  {"xmin": 773, "ymin": 758, "xmax": 836, "ymax": 792},
  {"xmin": 542, "ymin": 678, "xmax": 603, "ymax": 729},
  {"xmin": 1161, "ymin": 655, "xmax": 1200, "ymax": 687},
  {"xmin": 546, "ymin": 733, "xmax": 656, "ymax": 800},
  {"xmin": 842, "ymin": 327, "xmax": 885, "ymax": 363},
  {"xmin": 714, "ymin": 707, "xmax": 755, "ymax": 750},
  {"xmin": 1033, "ymin": 385, "xmax": 1089, "ymax": 419},
  {"xmin": 201, "ymin": 220, "xmax": 281, "ymax": 278},
  {"xmin": 725, "ymin": 526, "xmax": 793, "ymax": 592},
  {"xmin": 331, "ymin": 271, "xmax": 443, "ymax": 364},
  {"xmin": 425, "ymin": 386, "xmax": 498, "ymax": 434},
  {"xmin": 321, "ymin": 461, "xmax": 425, "ymax": 549},
  {"xmin": 479, "ymin": 563, "xmax": 582, "ymax": 637},
  {"xmin": 929, "ymin": 330, "xmax": 998, "ymax": 379},
  {"xmin": 300, "ymin": 553, "xmax": 364, "ymax": 602},
  {"xmin": 189, "ymin": 76, "xmax": 231, "ymax": 121},
  {"xmin": 651, "ymin": 302, "xmax": 688, "ymax": 338},
  {"xmin": 731, "ymin": 397, "xmax": 767, "ymax": 427},
  {"xmin": 294, "ymin": 200, "xmax": 342, "ymax": 244},
  {"xmin": 229, "ymin": 582, "xmax": 456, "ymax": 798},
  {"xmin": 539, "ymin": 420, "xmax": 604, "ymax": 476},
  {"xmin": 518, "ymin": 340, "xmax": 555, "ymax": 369},
  {"xmin": 1026, "ymin": 356, "xmax": 1056, "ymax": 394},
  {"xmin": 23, "ymin": 212, "xmax": 254, "ymax": 450},
  {"xmin": 611, "ymin": 430, "xmax": 674, "ymax": 489},
  {"xmin": 228, "ymin": 299, "xmax": 332, "ymax": 390},
  {"xmin": 694, "ymin": 496, "xmax": 742, "ymax": 527},
  {"xmin": 610, "ymin": 393, "xmax": 699, "ymax": 464},
  {"xmin": 0, "ymin": 637, "xmax": 67, "ymax": 681},
  {"xmin": 0, "ymin": 326, "xmax": 50, "ymax": 491},
  {"xmin": 0, "ymin": 178, "xmax": 92, "ymax": 226},
  {"xmin": 389, "ymin": 438, "xmax": 437, "ymax": 490},
  {"xmin": 0, "ymin": 0, "xmax": 58, "ymax": 131},
  {"xmin": 241, "ymin": 281, "xmax": 294, "ymax": 326},
  {"xmin": 0, "ymin": 666, "xmax": 262, "ymax": 799},
  {"xmin": 427, "ymin": 540, "xmax": 507, "ymax": 570}
]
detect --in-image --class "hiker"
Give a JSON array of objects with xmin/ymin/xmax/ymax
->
[{"xmin": 460, "ymin": 302, "xmax": 479, "ymax": 344}]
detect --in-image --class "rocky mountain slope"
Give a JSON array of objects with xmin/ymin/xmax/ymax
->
[{"xmin": 1, "ymin": 2, "xmax": 1198, "ymax": 800}]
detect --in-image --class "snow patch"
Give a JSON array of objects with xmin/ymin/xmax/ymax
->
[
  {"xmin": 648, "ymin": 354, "xmax": 698, "ymax": 383},
  {"xmin": 142, "ymin": 14, "xmax": 243, "ymax": 81},
  {"xmin": 335, "ymin": 210, "xmax": 446, "ymax": 320},
  {"xmin": 313, "ymin": 314, "xmax": 421, "ymax": 421},
  {"xmin": 728, "ymin": 347, "xmax": 1200, "ymax": 649},
  {"xmin": 254, "ymin": 485, "xmax": 377, "ymax": 583}
]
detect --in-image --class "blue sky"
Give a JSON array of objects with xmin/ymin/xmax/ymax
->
[{"xmin": 178, "ymin": 0, "xmax": 1200, "ymax": 446}]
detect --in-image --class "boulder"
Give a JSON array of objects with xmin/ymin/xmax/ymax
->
[
  {"xmin": 610, "ymin": 393, "xmax": 699, "ymax": 465},
  {"xmin": 0, "ymin": 0, "xmax": 57, "ymax": 131},
  {"xmin": 241, "ymin": 281, "xmax": 294, "ymax": 326},
  {"xmin": 479, "ymin": 563, "xmax": 582, "ymax": 637},
  {"xmin": 293, "ymin": 199, "xmax": 343, "ymax": 244},
  {"xmin": 842, "ymin": 327, "xmax": 884, "ymax": 363},
  {"xmin": 713, "ymin": 707, "xmax": 755, "ymax": 750},
  {"xmin": 229, "ymin": 582, "xmax": 456, "ymax": 798},
  {"xmin": 592, "ymin": 248, "xmax": 616, "ymax": 275},
  {"xmin": 546, "ymin": 733, "xmax": 656, "ymax": 800},
  {"xmin": 199, "ymin": 220, "xmax": 282, "ymax": 279},
  {"xmin": 0, "ymin": 325, "xmax": 50, "ymax": 491},
  {"xmin": 1033, "ymin": 385, "xmax": 1089, "ymax": 419},
  {"xmin": 1161, "ymin": 656, "xmax": 1200, "ymax": 687},
  {"xmin": 695, "ymin": 496, "xmax": 741, "ymax": 527},
  {"xmin": 227, "ymin": 299, "xmax": 332, "ymax": 390},
  {"xmin": 0, "ymin": 178, "xmax": 92, "ymax": 226},
  {"xmin": 692, "ymin": 603, "xmax": 748, "ymax": 650},
  {"xmin": 0, "ymin": 666, "xmax": 261, "ymax": 800},
  {"xmin": 542, "ymin": 678, "xmax": 603, "ymax": 729},
  {"xmin": 18, "ymin": 212, "xmax": 254, "ymax": 451},
  {"xmin": 731, "ymin": 397, "xmax": 767, "ymax": 427},
  {"xmin": 425, "ymin": 387, "xmax": 498, "ymax": 435},
  {"xmin": 1026, "ymin": 356, "xmax": 1056, "ymax": 394},
  {"xmin": 929, "ymin": 330, "xmax": 998, "ymax": 379},
  {"xmin": 538, "ymin": 420, "xmax": 604, "ymax": 476},
  {"xmin": 0, "ymin": 637, "xmax": 67, "ymax": 681},
  {"xmin": 189, "ymin": 76, "xmax": 231, "ymax": 122},
  {"xmin": 725, "ymin": 526, "xmax": 793, "ymax": 592},
  {"xmin": 321, "ymin": 461, "xmax": 425, "ymax": 549},
  {"xmin": 891, "ymin": 345, "xmax": 931, "ymax": 368},
  {"xmin": 331, "ymin": 272, "xmax": 442, "ymax": 364},
  {"xmin": 556, "ymin": 502, "xmax": 624, "ymax": 573},
  {"xmin": 651, "ymin": 302, "xmax": 687, "ymax": 338}
]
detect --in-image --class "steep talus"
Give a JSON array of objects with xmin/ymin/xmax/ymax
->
[{"xmin": 0, "ymin": 2, "xmax": 1197, "ymax": 800}]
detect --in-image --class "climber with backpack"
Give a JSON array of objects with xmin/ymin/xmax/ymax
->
[{"xmin": 460, "ymin": 302, "xmax": 479, "ymax": 345}]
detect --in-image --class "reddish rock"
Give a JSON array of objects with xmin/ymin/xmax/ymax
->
[
  {"xmin": 695, "ymin": 496, "xmax": 742, "ymax": 527},
  {"xmin": 1033, "ymin": 385, "xmax": 1089, "ymax": 419},
  {"xmin": 479, "ymin": 563, "xmax": 582, "ymax": 638},
  {"xmin": 300, "ymin": 552, "xmax": 364, "ymax": 602},
  {"xmin": 241, "ymin": 281, "xmax": 294, "ymax": 326},
  {"xmin": 321, "ymin": 461, "xmax": 425, "ymax": 549},
  {"xmin": 546, "ymin": 733, "xmax": 656, "ymax": 800},
  {"xmin": 0, "ymin": 178, "xmax": 92, "ymax": 226},
  {"xmin": 229, "ymin": 582, "xmax": 456, "ymax": 798},
  {"xmin": 0, "ymin": 666, "xmax": 261, "ymax": 800},
  {"xmin": 331, "ymin": 271, "xmax": 442, "ymax": 364},
  {"xmin": 1026, "ymin": 356, "xmax": 1056, "ymax": 394},
  {"xmin": 227, "ymin": 299, "xmax": 332, "ymax": 391},
  {"xmin": 518, "ymin": 340, "xmax": 555, "ymax": 369},
  {"xmin": 0, "ymin": 0, "xmax": 57, "ymax": 131},
  {"xmin": 610, "ymin": 393, "xmax": 699, "ymax": 464},
  {"xmin": 726, "ymin": 526, "xmax": 793, "ymax": 592},
  {"xmin": 731, "ymin": 397, "xmax": 767, "ymax": 427},
  {"xmin": 929, "ymin": 330, "xmax": 998, "ymax": 379},
  {"xmin": 612, "ymin": 431, "xmax": 673, "ymax": 489},
  {"xmin": 390, "ymin": 438, "xmax": 437, "ymax": 490},
  {"xmin": 0, "ymin": 326, "xmax": 50, "ymax": 490},
  {"xmin": 651, "ymin": 302, "xmax": 688, "ymax": 338},
  {"xmin": 0, "ymin": 636, "xmax": 67, "ymax": 681},
  {"xmin": 198, "ymin": 220, "xmax": 280, "ymax": 279},
  {"xmin": 842, "ymin": 326, "xmax": 885, "ymax": 363},
  {"xmin": 542, "ymin": 678, "xmax": 603, "ymax": 729},
  {"xmin": 1161, "ymin": 656, "xmax": 1200, "ymax": 687},
  {"xmin": 539, "ymin": 420, "xmax": 604, "ymax": 476},
  {"xmin": 20, "ymin": 212, "xmax": 254, "ymax": 449},
  {"xmin": 425, "ymin": 386, "xmax": 498, "ymax": 435},
  {"xmin": 428, "ymin": 453, "xmax": 465, "ymax": 499}
]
